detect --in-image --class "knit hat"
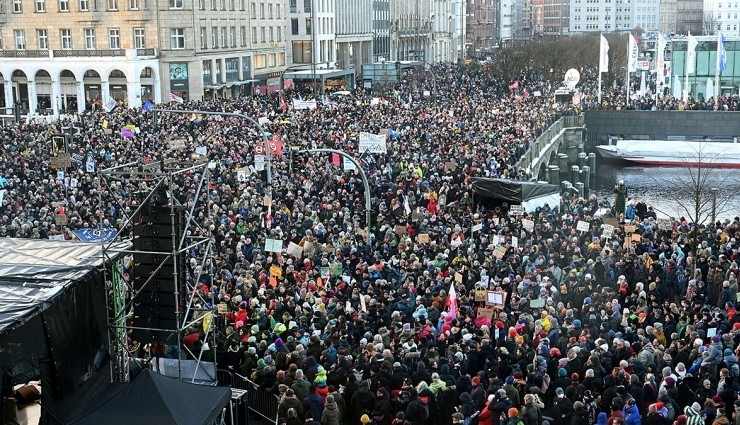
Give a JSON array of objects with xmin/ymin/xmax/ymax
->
[
  {"xmin": 257, "ymin": 359, "xmax": 265, "ymax": 367},
  {"xmin": 649, "ymin": 404, "xmax": 657, "ymax": 414},
  {"xmin": 556, "ymin": 387, "xmax": 564, "ymax": 395},
  {"xmin": 497, "ymin": 389, "xmax": 507, "ymax": 398},
  {"xmin": 508, "ymin": 408, "xmax": 519, "ymax": 417},
  {"xmin": 558, "ymin": 368, "xmax": 567, "ymax": 377},
  {"xmin": 472, "ymin": 376, "xmax": 481, "ymax": 386},
  {"xmin": 676, "ymin": 415, "xmax": 687, "ymax": 425},
  {"xmin": 656, "ymin": 402, "xmax": 664, "ymax": 410},
  {"xmin": 571, "ymin": 373, "xmax": 579, "ymax": 381}
]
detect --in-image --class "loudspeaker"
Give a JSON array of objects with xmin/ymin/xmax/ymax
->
[{"xmin": 131, "ymin": 205, "xmax": 186, "ymax": 343}]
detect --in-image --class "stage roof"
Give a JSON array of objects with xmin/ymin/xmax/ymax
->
[{"xmin": 0, "ymin": 238, "xmax": 129, "ymax": 336}]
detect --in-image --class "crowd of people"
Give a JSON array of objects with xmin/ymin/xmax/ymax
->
[{"xmin": 2, "ymin": 62, "xmax": 740, "ymax": 425}]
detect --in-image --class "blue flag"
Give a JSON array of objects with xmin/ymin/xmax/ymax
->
[
  {"xmin": 143, "ymin": 99, "xmax": 153, "ymax": 112},
  {"xmin": 73, "ymin": 228, "xmax": 117, "ymax": 243},
  {"xmin": 718, "ymin": 32, "xmax": 727, "ymax": 73}
]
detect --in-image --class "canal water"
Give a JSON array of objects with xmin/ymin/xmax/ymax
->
[{"xmin": 588, "ymin": 163, "xmax": 740, "ymax": 222}]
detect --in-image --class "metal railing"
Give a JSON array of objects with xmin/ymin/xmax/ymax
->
[
  {"xmin": 0, "ymin": 50, "xmax": 48, "ymax": 57},
  {"xmin": 136, "ymin": 48, "xmax": 156, "ymax": 56},
  {"xmin": 53, "ymin": 49, "xmax": 125, "ymax": 57},
  {"xmin": 217, "ymin": 370, "xmax": 279, "ymax": 425},
  {"xmin": 516, "ymin": 114, "xmax": 584, "ymax": 173}
]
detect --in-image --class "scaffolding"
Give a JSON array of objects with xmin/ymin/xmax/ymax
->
[{"xmin": 97, "ymin": 159, "xmax": 217, "ymax": 384}]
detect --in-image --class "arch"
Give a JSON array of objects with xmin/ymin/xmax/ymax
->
[
  {"xmin": 537, "ymin": 162, "xmax": 548, "ymax": 182},
  {"xmin": 139, "ymin": 66, "xmax": 156, "ymax": 102},
  {"xmin": 81, "ymin": 69, "xmax": 102, "ymax": 110},
  {"xmin": 107, "ymin": 68, "xmax": 128, "ymax": 106},
  {"xmin": 59, "ymin": 69, "xmax": 79, "ymax": 113},
  {"xmin": 548, "ymin": 151, "xmax": 557, "ymax": 166},
  {"xmin": 106, "ymin": 68, "xmax": 127, "ymax": 81},
  {"xmin": 34, "ymin": 70, "xmax": 53, "ymax": 112}
]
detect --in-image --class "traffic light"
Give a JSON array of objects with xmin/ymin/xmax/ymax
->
[{"xmin": 289, "ymin": 147, "xmax": 302, "ymax": 174}]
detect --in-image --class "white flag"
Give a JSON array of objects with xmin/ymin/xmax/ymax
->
[
  {"xmin": 627, "ymin": 33, "xmax": 639, "ymax": 73},
  {"xmin": 687, "ymin": 32, "xmax": 698, "ymax": 75},
  {"xmin": 599, "ymin": 34, "xmax": 610, "ymax": 73}
]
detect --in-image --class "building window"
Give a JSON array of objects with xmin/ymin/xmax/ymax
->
[
  {"xmin": 129, "ymin": 0, "xmax": 138, "ymax": 9},
  {"xmin": 212, "ymin": 26, "xmax": 218, "ymax": 47},
  {"xmin": 291, "ymin": 18, "xmax": 298, "ymax": 35},
  {"xmin": 242, "ymin": 56, "xmax": 251, "ymax": 79},
  {"xmin": 240, "ymin": 26, "xmax": 246, "ymax": 46},
  {"xmin": 289, "ymin": 0, "xmax": 296, "ymax": 13},
  {"xmin": 59, "ymin": 0, "xmax": 69, "ymax": 11},
  {"xmin": 35, "ymin": 0, "xmax": 44, "ymax": 11},
  {"xmin": 277, "ymin": 27, "xmax": 281, "ymax": 42},
  {"xmin": 84, "ymin": 28, "xmax": 95, "ymax": 49},
  {"xmin": 254, "ymin": 53, "xmax": 266, "ymax": 68},
  {"xmin": 260, "ymin": 26, "xmax": 265, "ymax": 42},
  {"xmin": 200, "ymin": 26, "xmax": 207, "ymax": 48},
  {"xmin": 305, "ymin": 17, "xmax": 311, "ymax": 34},
  {"xmin": 251, "ymin": 26, "xmax": 256, "ymax": 43},
  {"xmin": 109, "ymin": 28, "xmax": 120, "ymax": 48},
  {"xmin": 168, "ymin": 0, "xmax": 181, "ymax": 8},
  {"xmin": 278, "ymin": 52, "xmax": 285, "ymax": 66},
  {"xmin": 267, "ymin": 2, "xmax": 272, "ymax": 18},
  {"xmin": 250, "ymin": 1, "xmax": 255, "ymax": 17},
  {"xmin": 107, "ymin": 0, "xmax": 116, "ymax": 9},
  {"xmin": 170, "ymin": 28, "xmax": 185, "ymax": 49},
  {"xmin": 229, "ymin": 0, "xmax": 233, "ymax": 10},
  {"xmin": 220, "ymin": 26, "xmax": 226, "ymax": 47},
  {"xmin": 197, "ymin": 0, "xmax": 203, "ymax": 8},
  {"xmin": 259, "ymin": 2, "xmax": 263, "ymax": 18},
  {"xmin": 61, "ymin": 28, "xmax": 72, "ymax": 49},
  {"xmin": 79, "ymin": 0, "xmax": 88, "ymax": 10},
  {"xmin": 239, "ymin": 0, "xmax": 244, "ymax": 10},
  {"xmin": 13, "ymin": 0, "xmax": 22, "ymax": 12},
  {"xmin": 292, "ymin": 40, "xmax": 311, "ymax": 63},
  {"xmin": 14, "ymin": 30, "xmax": 25, "ymax": 49},
  {"xmin": 303, "ymin": 0, "xmax": 309, "ymax": 12},
  {"xmin": 37, "ymin": 29, "xmax": 48, "ymax": 49},
  {"xmin": 230, "ymin": 26, "xmax": 236, "ymax": 47},
  {"xmin": 209, "ymin": 0, "xmax": 215, "ymax": 9},
  {"xmin": 269, "ymin": 26, "xmax": 273, "ymax": 42}
]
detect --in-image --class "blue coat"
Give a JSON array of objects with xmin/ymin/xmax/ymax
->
[{"xmin": 623, "ymin": 404, "xmax": 642, "ymax": 425}]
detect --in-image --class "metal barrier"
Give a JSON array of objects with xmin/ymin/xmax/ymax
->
[
  {"xmin": 516, "ymin": 114, "xmax": 584, "ymax": 173},
  {"xmin": 221, "ymin": 371, "xmax": 279, "ymax": 425}
]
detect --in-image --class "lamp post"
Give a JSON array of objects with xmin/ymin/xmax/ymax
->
[
  {"xmin": 152, "ymin": 108, "xmax": 273, "ymax": 199},
  {"xmin": 711, "ymin": 187, "xmax": 718, "ymax": 224}
]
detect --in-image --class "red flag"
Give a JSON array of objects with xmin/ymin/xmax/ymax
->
[
  {"xmin": 332, "ymin": 153, "xmax": 340, "ymax": 166},
  {"xmin": 445, "ymin": 282, "xmax": 458, "ymax": 321},
  {"xmin": 267, "ymin": 137, "xmax": 283, "ymax": 156}
]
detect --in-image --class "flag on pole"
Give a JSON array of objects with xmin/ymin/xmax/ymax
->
[
  {"xmin": 169, "ymin": 92, "xmax": 184, "ymax": 104},
  {"xmin": 142, "ymin": 99, "xmax": 153, "ymax": 112},
  {"xmin": 687, "ymin": 32, "xmax": 698, "ymax": 74},
  {"xmin": 599, "ymin": 34, "xmax": 610, "ymax": 73},
  {"xmin": 627, "ymin": 33, "xmax": 639, "ymax": 73},
  {"xmin": 446, "ymin": 282, "xmax": 458, "ymax": 320},
  {"xmin": 718, "ymin": 32, "xmax": 727, "ymax": 73}
]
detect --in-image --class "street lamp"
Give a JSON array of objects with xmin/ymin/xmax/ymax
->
[{"xmin": 711, "ymin": 187, "xmax": 718, "ymax": 224}]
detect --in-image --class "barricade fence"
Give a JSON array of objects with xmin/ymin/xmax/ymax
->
[{"xmin": 217, "ymin": 369, "xmax": 279, "ymax": 425}]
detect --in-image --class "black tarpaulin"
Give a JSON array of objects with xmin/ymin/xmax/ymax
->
[
  {"xmin": 469, "ymin": 178, "xmax": 559, "ymax": 202},
  {"xmin": 66, "ymin": 369, "xmax": 232, "ymax": 425}
]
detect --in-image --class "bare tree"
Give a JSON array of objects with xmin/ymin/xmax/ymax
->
[
  {"xmin": 649, "ymin": 142, "xmax": 733, "ymax": 247},
  {"xmin": 703, "ymin": 12, "xmax": 719, "ymax": 35}
]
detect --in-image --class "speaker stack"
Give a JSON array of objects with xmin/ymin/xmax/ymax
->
[{"xmin": 131, "ymin": 204, "xmax": 186, "ymax": 343}]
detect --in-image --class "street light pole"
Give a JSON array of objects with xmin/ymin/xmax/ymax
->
[
  {"xmin": 711, "ymin": 187, "xmax": 718, "ymax": 224},
  {"xmin": 298, "ymin": 148, "xmax": 373, "ymax": 233},
  {"xmin": 152, "ymin": 108, "xmax": 273, "ymax": 199}
]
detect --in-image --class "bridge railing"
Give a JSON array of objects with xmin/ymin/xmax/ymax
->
[{"xmin": 517, "ymin": 114, "xmax": 584, "ymax": 173}]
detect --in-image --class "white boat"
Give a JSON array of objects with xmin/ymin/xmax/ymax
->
[{"xmin": 596, "ymin": 139, "xmax": 740, "ymax": 168}]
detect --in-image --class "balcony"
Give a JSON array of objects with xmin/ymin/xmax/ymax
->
[
  {"xmin": 53, "ymin": 49, "xmax": 125, "ymax": 57},
  {"xmin": 136, "ymin": 48, "xmax": 156, "ymax": 57},
  {"xmin": 0, "ymin": 50, "xmax": 49, "ymax": 58}
]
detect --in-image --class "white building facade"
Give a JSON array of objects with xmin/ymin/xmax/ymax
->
[
  {"xmin": 569, "ymin": 0, "xmax": 659, "ymax": 33},
  {"xmin": 704, "ymin": 0, "xmax": 740, "ymax": 35},
  {"xmin": 336, "ymin": 0, "xmax": 374, "ymax": 70},
  {"xmin": 286, "ymin": 0, "xmax": 335, "ymax": 66},
  {"xmin": 432, "ymin": 0, "xmax": 454, "ymax": 62}
]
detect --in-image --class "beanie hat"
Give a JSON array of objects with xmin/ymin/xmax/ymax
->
[
  {"xmin": 257, "ymin": 359, "xmax": 265, "ymax": 367},
  {"xmin": 556, "ymin": 387, "xmax": 564, "ymax": 395},
  {"xmin": 558, "ymin": 368, "xmax": 567, "ymax": 377},
  {"xmin": 571, "ymin": 373, "xmax": 579, "ymax": 381},
  {"xmin": 508, "ymin": 408, "xmax": 519, "ymax": 417},
  {"xmin": 713, "ymin": 335, "xmax": 721, "ymax": 343},
  {"xmin": 656, "ymin": 402, "xmax": 664, "ymax": 410},
  {"xmin": 498, "ymin": 389, "xmax": 507, "ymax": 398},
  {"xmin": 472, "ymin": 376, "xmax": 481, "ymax": 386},
  {"xmin": 676, "ymin": 415, "xmax": 687, "ymax": 425},
  {"xmin": 506, "ymin": 376, "xmax": 514, "ymax": 384},
  {"xmin": 649, "ymin": 404, "xmax": 657, "ymax": 414}
]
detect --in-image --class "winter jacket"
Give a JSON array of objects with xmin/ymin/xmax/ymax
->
[
  {"xmin": 623, "ymin": 404, "xmax": 642, "ymax": 425},
  {"xmin": 704, "ymin": 342, "xmax": 724, "ymax": 366},
  {"xmin": 685, "ymin": 406, "xmax": 704, "ymax": 425},
  {"xmin": 321, "ymin": 400, "xmax": 341, "ymax": 425}
]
